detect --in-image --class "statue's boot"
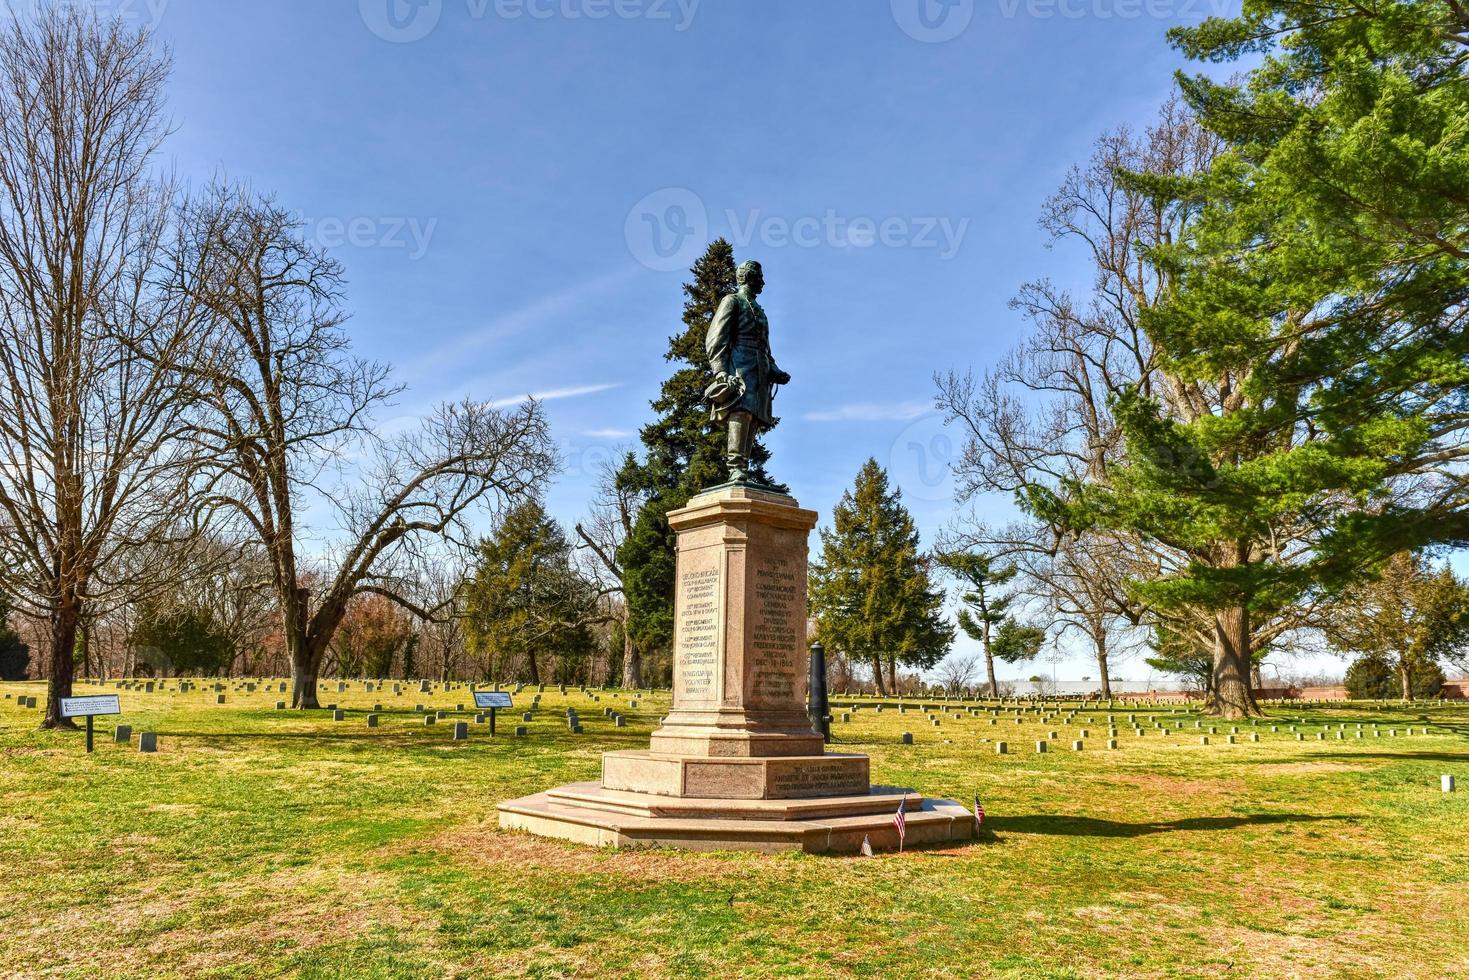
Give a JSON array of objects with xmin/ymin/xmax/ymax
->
[
  {"xmin": 726, "ymin": 413, "xmax": 752, "ymax": 484},
  {"xmin": 727, "ymin": 412, "xmax": 789, "ymax": 494}
]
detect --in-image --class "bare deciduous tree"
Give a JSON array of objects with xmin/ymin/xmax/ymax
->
[
  {"xmin": 575, "ymin": 454, "xmax": 646, "ymax": 689},
  {"xmin": 934, "ymin": 653, "xmax": 980, "ymax": 696},
  {"xmin": 181, "ymin": 189, "xmax": 557, "ymax": 708},
  {"xmin": 0, "ymin": 12, "xmax": 207, "ymax": 728}
]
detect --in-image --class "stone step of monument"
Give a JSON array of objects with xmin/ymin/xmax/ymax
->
[
  {"xmin": 544, "ymin": 782, "xmax": 923, "ymax": 822},
  {"xmin": 498, "ymin": 788, "xmax": 974, "ymax": 854},
  {"xmin": 602, "ymin": 749, "xmax": 871, "ymax": 800}
]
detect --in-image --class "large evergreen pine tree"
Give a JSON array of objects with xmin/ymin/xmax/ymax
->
[
  {"xmin": 0, "ymin": 593, "xmax": 28, "ymax": 682},
  {"xmin": 463, "ymin": 501, "xmax": 597, "ymax": 686},
  {"xmin": 810, "ymin": 459, "xmax": 953, "ymax": 695},
  {"xmin": 936, "ymin": 551, "xmax": 1043, "ymax": 698},
  {"xmin": 1051, "ymin": 1, "xmax": 1469, "ymax": 718},
  {"xmin": 616, "ymin": 240, "xmax": 774, "ymax": 672}
]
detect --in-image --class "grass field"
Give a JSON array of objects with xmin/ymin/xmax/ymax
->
[{"xmin": 2, "ymin": 680, "xmax": 1466, "ymax": 979}]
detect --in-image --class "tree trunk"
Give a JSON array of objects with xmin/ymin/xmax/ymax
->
[
  {"xmin": 527, "ymin": 651, "xmax": 541, "ymax": 686},
  {"xmin": 1212, "ymin": 607, "xmax": 1261, "ymax": 719},
  {"xmin": 289, "ymin": 633, "xmax": 322, "ymax": 709},
  {"xmin": 42, "ymin": 596, "xmax": 81, "ymax": 730},
  {"xmin": 284, "ymin": 584, "xmax": 322, "ymax": 709},
  {"xmin": 1398, "ymin": 659, "xmax": 1413, "ymax": 701},
  {"xmin": 872, "ymin": 655, "xmax": 887, "ymax": 697},
  {"xmin": 1094, "ymin": 623, "xmax": 1111, "ymax": 699},
  {"xmin": 620, "ymin": 627, "xmax": 641, "ymax": 690},
  {"xmin": 979, "ymin": 625, "xmax": 998, "ymax": 698}
]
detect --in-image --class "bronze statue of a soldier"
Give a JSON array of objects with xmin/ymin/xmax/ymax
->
[{"xmin": 704, "ymin": 260, "xmax": 791, "ymax": 491}]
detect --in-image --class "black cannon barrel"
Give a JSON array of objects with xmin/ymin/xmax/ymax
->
[{"xmin": 808, "ymin": 642, "xmax": 831, "ymax": 743}]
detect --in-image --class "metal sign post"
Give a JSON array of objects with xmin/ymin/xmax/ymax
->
[
  {"xmin": 473, "ymin": 691, "xmax": 513, "ymax": 735},
  {"xmin": 59, "ymin": 695, "xmax": 122, "ymax": 753}
]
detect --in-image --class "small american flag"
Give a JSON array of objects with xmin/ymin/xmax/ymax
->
[
  {"xmin": 974, "ymin": 794, "xmax": 985, "ymax": 828},
  {"xmin": 893, "ymin": 796, "xmax": 907, "ymax": 851},
  {"xmin": 860, "ymin": 834, "xmax": 874, "ymax": 857}
]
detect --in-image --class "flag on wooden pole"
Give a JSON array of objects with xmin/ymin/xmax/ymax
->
[
  {"xmin": 973, "ymin": 794, "xmax": 985, "ymax": 829},
  {"xmin": 893, "ymin": 795, "xmax": 907, "ymax": 851}
]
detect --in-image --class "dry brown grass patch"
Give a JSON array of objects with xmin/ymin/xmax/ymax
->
[{"xmin": 427, "ymin": 823, "xmax": 752, "ymax": 883}]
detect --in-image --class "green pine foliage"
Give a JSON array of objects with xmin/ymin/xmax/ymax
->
[
  {"xmin": 936, "ymin": 551, "xmax": 1043, "ymax": 696},
  {"xmin": 1328, "ymin": 551, "xmax": 1469, "ymax": 698},
  {"xmin": 1145, "ymin": 622, "xmax": 1216, "ymax": 696},
  {"xmin": 810, "ymin": 459, "xmax": 953, "ymax": 695},
  {"xmin": 463, "ymin": 501, "xmax": 598, "ymax": 686},
  {"xmin": 615, "ymin": 240, "xmax": 773, "ymax": 668},
  {"xmin": 130, "ymin": 605, "xmax": 234, "ymax": 677},
  {"xmin": 1345, "ymin": 653, "xmax": 1445, "ymax": 701},
  {"xmin": 0, "ymin": 594, "xmax": 28, "ymax": 681},
  {"xmin": 1053, "ymin": 1, "xmax": 1469, "ymax": 717}
]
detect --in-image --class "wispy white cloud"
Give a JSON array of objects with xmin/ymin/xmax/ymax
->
[
  {"xmin": 488, "ymin": 383, "xmax": 621, "ymax": 410},
  {"xmin": 804, "ymin": 400, "xmax": 933, "ymax": 423},
  {"xmin": 582, "ymin": 428, "xmax": 634, "ymax": 439},
  {"xmin": 399, "ymin": 268, "xmax": 635, "ymax": 382}
]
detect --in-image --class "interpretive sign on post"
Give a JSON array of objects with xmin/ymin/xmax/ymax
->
[
  {"xmin": 60, "ymin": 695, "xmax": 121, "ymax": 753},
  {"xmin": 473, "ymin": 691, "xmax": 513, "ymax": 734}
]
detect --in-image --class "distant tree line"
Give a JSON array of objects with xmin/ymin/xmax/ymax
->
[{"xmin": 0, "ymin": 11, "xmax": 558, "ymax": 726}]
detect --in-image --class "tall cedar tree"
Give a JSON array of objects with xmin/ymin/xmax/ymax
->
[
  {"xmin": 616, "ymin": 240, "xmax": 773, "ymax": 666},
  {"xmin": 0, "ymin": 593, "xmax": 28, "ymax": 681},
  {"xmin": 130, "ymin": 604, "xmax": 234, "ymax": 677},
  {"xmin": 937, "ymin": 551, "xmax": 1044, "ymax": 697},
  {"xmin": 1327, "ymin": 552, "xmax": 1469, "ymax": 700},
  {"xmin": 464, "ymin": 501, "xmax": 598, "ymax": 686},
  {"xmin": 1055, "ymin": 1, "xmax": 1469, "ymax": 718},
  {"xmin": 1344, "ymin": 652, "xmax": 1445, "ymax": 701},
  {"xmin": 810, "ymin": 459, "xmax": 953, "ymax": 695}
]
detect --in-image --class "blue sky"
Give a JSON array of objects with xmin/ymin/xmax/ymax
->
[{"xmin": 135, "ymin": 0, "xmax": 1285, "ymax": 683}]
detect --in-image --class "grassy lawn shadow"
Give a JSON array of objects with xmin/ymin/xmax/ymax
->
[{"xmin": 991, "ymin": 812, "xmax": 1353, "ymax": 838}]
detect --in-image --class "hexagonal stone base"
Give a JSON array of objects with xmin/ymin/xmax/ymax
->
[{"xmin": 497, "ymin": 783, "xmax": 976, "ymax": 854}]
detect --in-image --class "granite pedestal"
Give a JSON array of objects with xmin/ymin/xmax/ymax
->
[{"xmin": 498, "ymin": 485, "xmax": 974, "ymax": 853}]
